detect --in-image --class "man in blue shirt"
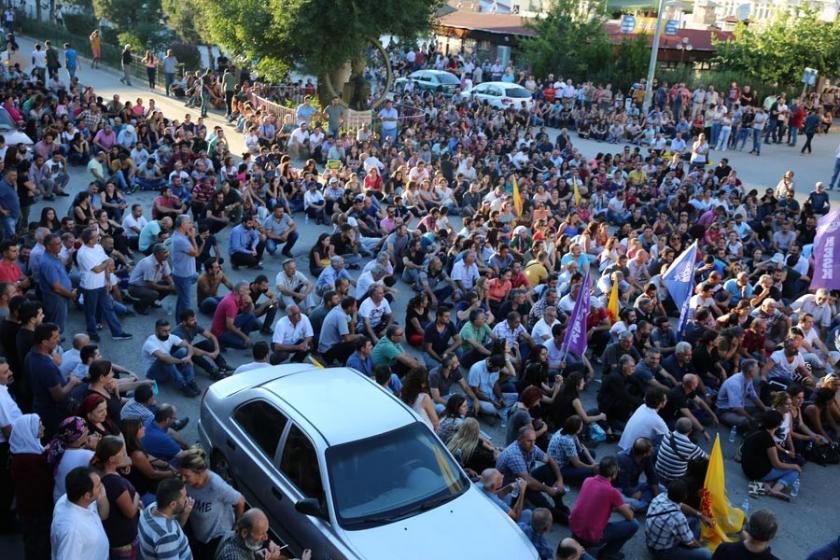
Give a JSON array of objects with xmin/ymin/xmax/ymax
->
[
  {"xmin": 141, "ymin": 404, "xmax": 183, "ymax": 463},
  {"xmin": 63, "ymin": 43, "xmax": 77, "ymax": 80},
  {"xmin": 0, "ymin": 168, "xmax": 20, "ymax": 240},
  {"xmin": 229, "ymin": 214, "xmax": 266, "ymax": 270},
  {"xmin": 346, "ymin": 336, "xmax": 375, "ymax": 376},
  {"xmin": 38, "ymin": 233, "xmax": 76, "ymax": 334},
  {"xmin": 28, "ymin": 323, "xmax": 82, "ymax": 436},
  {"xmin": 170, "ymin": 215, "xmax": 198, "ymax": 322},
  {"xmin": 315, "ymin": 256, "xmax": 354, "ymax": 296}
]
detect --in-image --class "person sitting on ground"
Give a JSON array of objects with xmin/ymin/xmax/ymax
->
[
  {"xmin": 371, "ymin": 324, "xmax": 422, "ymax": 376},
  {"xmin": 275, "ymin": 257, "xmax": 315, "ymax": 311},
  {"xmin": 210, "ymin": 281, "xmax": 261, "ymax": 350},
  {"xmin": 597, "ymin": 354, "xmax": 645, "ymax": 430},
  {"xmin": 569, "ymin": 456, "xmax": 638, "ymax": 560},
  {"xmin": 741, "ymin": 410, "xmax": 801, "ymax": 501},
  {"xmin": 519, "ymin": 507, "xmax": 556, "ymax": 560},
  {"xmin": 468, "ymin": 354, "xmax": 518, "ymax": 419},
  {"xmin": 617, "ymin": 387, "xmax": 670, "ymax": 452},
  {"xmin": 140, "ymin": 404, "xmax": 186, "ymax": 464},
  {"xmin": 172, "ymin": 309, "xmax": 231, "ymax": 380},
  {"xmin": 712, "ymin": 509, "xmax": 779, "ymax": 559},
  {"xmin": 716, "ymin": 359, "xmax": 767, "ymax": 433},
  {"xmin": 318, "ymin": 296, "xmax": 364, "ymax": 364},
  {"xmin": 479, "ymin": 467, "xmax": 528, "ymax": 522},
  {"xmin": 645, "ymin": 479, "xmax": 713, "ymax": 560},
  {"xmin": 547, "ymin": 415, "xmax": 599, "ymax": 486},
  {"xmin": 127, "ymin": 243, "xmax": 176, "ymax": 314},
  {"xmin": 141, "ymin": 319, "xmax": 199, "ymax": 397},
  {"xmin": 655, "ymin": 418, "xmax": 709, "ymax": 485},
  {"xmin": 616, "ymin": 437, "xmax": 664, "ymax": 513},
  {"xmin": 270, "ymin": 303, "xmax": 314, "ymax": 364},
  {"xmin": 196, "ymin": 259, "xmax": 233, "ymax": 315},
  {"xmin": 496, "ymin": 426, "xmax": 568, "ymax": 524}
]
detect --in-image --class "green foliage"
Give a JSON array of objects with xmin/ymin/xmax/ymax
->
[
  {"xmin": 609, "ymin": 33, "xmax": 651, "ymax": 90},
  {"xmin": 161, "ymin": 0, "xmax": 206, "ymax": 45},
  {"xmin": 196, "ymin": 0, "xmax": 441, "ymax": 80},
  {"xmin": 117, "ymin": 30, "xmax": 144, "ymax": 52},
  {"xmin": 62, "ymin": 12, "xmax": 98, "ymax": 37},
  {"xmin": 168, "ymin": 43, "xmax": 200, "ymax": 71},
  {"xmin": 92, "ymin": 0, "xmax": 162, "ymax": 29},
  {"xmin": 713, "ymin": 8, "xmax": 840, "ymax": 87},
  {"xmin": 519, "ymin": 0, "xmax": 612, "ymax": 82}
]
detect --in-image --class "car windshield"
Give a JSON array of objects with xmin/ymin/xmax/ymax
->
[
  {"xmin": 437, "ymin": 73, "xmax": 461, "ymax": 85},
  {"xmin": 326, "ymin": 422, "xmax": 469, "ymax": 528},
  {"xmin": 505, "ymin": 87, "xmax": 531, "ymax": 98}
]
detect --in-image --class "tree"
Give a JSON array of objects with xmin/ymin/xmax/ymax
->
[
  {"xmin": 519, "ymin": 0, "xmax": 612, "ymax": 82},
  {"xmin": 161, "ymin": 0, "xmax": 206, "ymax": 45},
  {"xmin": 196, "ymin": 0, "xmax": 442, "ymax": 108},
  {"xmin": 92, "ymin": 0, "xmax": 162, "ymax": 28},
  {"xmin": 714, "ymin": 8, "xmax": 840, "ymax": 88},
  {"xmin": 611, "ymin": 33, "xmax": 651, "ymax": 91}
]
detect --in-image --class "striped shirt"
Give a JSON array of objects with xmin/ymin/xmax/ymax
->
[
  {"xmin": 655, "ymin": 431, "xmax": 707, "ymax": 482},
  {"xmin": 138, "ymin": 504, "xmax": 193, "ymax": 560}
]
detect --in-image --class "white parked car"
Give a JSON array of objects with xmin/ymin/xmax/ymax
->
[
  {"xmin": 198, "ymin": 364, "xmax": 538, "ymax": 560},
  {"xmin": 0, "ymin": 107, "xmax": 33, "ymax": 146},
  {"xmin": 459, "ymin": 81, "xmax": 534, "ymax": 110}
]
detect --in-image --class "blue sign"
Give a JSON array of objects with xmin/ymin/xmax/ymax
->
[
  {"xmin": 621, "ymin": 15, "xmax": 636, "ymax": 33},
  {"xmin": 665, "ymin": 19, "xmax": 679, "ymax": 35}
]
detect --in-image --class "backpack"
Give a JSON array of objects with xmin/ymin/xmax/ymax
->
[{"xmin": 804, "ymin": 442, "xmax": 840, "ymax": 466}]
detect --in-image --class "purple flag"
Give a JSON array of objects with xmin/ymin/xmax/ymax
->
[
  {"xmin": 561, "ymin": 269, "xmax": 590, "ymax": 358},
  {"xmin": 811, "ymin": 208, "xmax": 840, "ymax": 290}
]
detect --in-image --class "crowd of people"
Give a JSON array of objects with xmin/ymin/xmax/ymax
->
[{"xmin": 0, "ymin": 31, "xmax": 839, "ymax": 560}]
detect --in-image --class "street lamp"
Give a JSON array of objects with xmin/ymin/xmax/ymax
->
[
  {"xmin": 677, "ymin": 36, "xmax": 693, "ymax": 63},
  {"xmin": 642, "ymin": 0, "xmax": 687, "ymax": 112}
]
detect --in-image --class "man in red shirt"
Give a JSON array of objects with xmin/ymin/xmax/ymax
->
[
  {"xmin": 152, "ymin": 185, "xmax": 187, "ymax": 220},
  {"xmin": 0, "ymin": 241, "xmax": 30, "ymax": 292},
  {"xmin": 210, "ymin": 282, "xmax": 260, "ymax": 350},
  {"xmin": 569, "ymin": 457, "xmax": 638, "ymax": 560}
]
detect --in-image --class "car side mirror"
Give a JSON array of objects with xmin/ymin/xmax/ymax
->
[{"xmin": 295, "ymin": 498, "xmax": 327, "ymax": 520}]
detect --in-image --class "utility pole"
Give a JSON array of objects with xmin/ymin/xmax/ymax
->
[{"xmin": 642, "ymin": 0, "xmax": 667, "ymax": 113}]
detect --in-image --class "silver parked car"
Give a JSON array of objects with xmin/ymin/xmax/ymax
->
[{"xmin": 198, "ymin": 364, "xmax": 538, "ymax": 560}]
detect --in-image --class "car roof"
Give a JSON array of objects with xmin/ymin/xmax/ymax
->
[
  {"xmin": 478, "ymin": 81, "xmax": 529, "ymax": 89},
  {"xmin": 262, "ymin": 367, "xmax": 417, "ymax": 446},
  {"xmin": 412, "ymin": 70, "xmax": 456, "ymax": 77}
]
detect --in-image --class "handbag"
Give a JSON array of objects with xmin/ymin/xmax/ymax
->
[{"xmin": 589, "ymin": 423, "xmax": 607, "ymax": 443}]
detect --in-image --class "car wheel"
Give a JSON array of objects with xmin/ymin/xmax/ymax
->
[{"xmin": 211, "ymin": 450, "xmax": 238, "ymax": 489}]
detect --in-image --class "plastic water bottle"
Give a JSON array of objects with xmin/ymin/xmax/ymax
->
[
  {"xmin": 791, "ymin": 479, "xmax": 800, "ymax": 498},
  {"xmin": 728, "ymin": 426, "xmax": 737, "ymax": 443},
  {"xmin": 741, "ymin": 497, "xmax": 750, "ymax": 514}
]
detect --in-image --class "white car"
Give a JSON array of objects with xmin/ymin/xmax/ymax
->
[
  {"xmin": 460, "ymin": 81, "xmax": 534, "ymax": 110},
  {"xmin": 0, "ymin": 107, "xmax": 33, "ymax": 146},
  {"xmin": 198, "ymin": 365, "xmax": 538, "ymax": 560}
]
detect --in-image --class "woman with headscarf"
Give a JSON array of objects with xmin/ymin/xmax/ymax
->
[
  {"xmin": 10, "ymin": 414, "xmax": 51, "ymax": 560},
  {"xmin": 79, "ymin": 393, "xmax": 120, "ymax": 438},
  {"xmin": 47, "ymin": 416, "xmax": 97, "ymax": 503}
]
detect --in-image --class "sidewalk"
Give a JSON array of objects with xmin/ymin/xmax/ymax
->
[{"xmin": 15, "ymin": 34, "xmax": 249, "ymax": 156}]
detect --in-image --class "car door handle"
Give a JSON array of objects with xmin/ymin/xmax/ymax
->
[
  {"xmin": 271, "ymin": 487, "xmax": 284, "ymax": 501},
  {"xmin": 225, "ymin": 437, "xmax": 237, "ymax": 451}
]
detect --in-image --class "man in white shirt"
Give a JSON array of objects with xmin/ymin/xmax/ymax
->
[
  {"xmin": 271, "ymin": 304, "xmax": 314, "ymax": 364},
  {"xmin": 51, "ymin": 467, "xmax": 109, "ymax": 560},
  {"xmin": 357, "ymin": 286, "xmax": 392, "ymax": 342},
  {"xmin": 142, "ymin": 319, "xmax": 199, "ymax": 397},
  {"xmin": 618, "ymin": 388, "xmax": 669, "ymax": 452},
  {"xmin": 275, "ymin": 258, "xmax": 316, "ymax": 311},
  {"xmin": 59, "ymin": 333, "xmax": 91, "ymax": 378},
  {"xmin": 288, "ymin": 122, "xmax": 310, "ymax": 159},
  {"xmin": 531, "ymin": 307, "xmax": 561, "ymax": 344},
  {"xmin": 378, "ymin": 100, "xmax": 399, "ymax": 143},
  {"xmin": 451, "ymin": 251, "xmax": 480, "ymax": 296},
  {"xmin": 234, "ymin": 340, "xmax": 271, "ymax": 374},
  {"xmin": 76, "ymin": 228, "xmax": 132, "ymax": 342}
]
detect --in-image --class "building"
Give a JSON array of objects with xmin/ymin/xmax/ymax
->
[{"xmin": 698, "ymin": 0, "xmax": 839, "ymax": 24}]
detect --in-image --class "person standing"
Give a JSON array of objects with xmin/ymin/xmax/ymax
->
[
  {"xmin": 171, "ymin": 215, "xmax": 199, "ymax": 322},
  {"xmin": 801, "ymin": 109, "xmax": 821, "ymax": 155},
  {"xmin": 222, "ymin": 65, "xmax": 236, "ymax": 117},
  {"xmin": 162, "ymin": 49, "xmax": 178, "ymax": 97},
  {"xmin": 76, "ymin": 227, "xmax": 133, "ymax": 342},
  {"xmin": 143, "ymin": 50, "xmax": 158, "ymax": 90},
  {"xmin": 38, "ymin": 233, "xmax": 76, "ymax": 334},
  {"xmin": 44, "ymin": 40, "xmax": 60, "ymax": 81},
  {"xmin": 28, "ymin": 323, "xmax": 82, "ymax": 436},
  {"xmin": 50, "ymin": 466, "xmax": 110, "ymax": 560},
  {"xmin": 138, "ymin": 478, "xmax": 194, "ymax": 560},
  {"xmin": 120, "ymin": 44, "xmax": 133, "ymax": 86},
  {"xmin": 89, "ymin": 29, "xmax": 101, "ymax": 69},
  {"xmin": 378, "ymin": 100, "xmax": 399, "ymax": 144},
  {"xmin": 198, "ymin": 70, "xmax": 211, "ymax": 119},
  {"xmin": 30, "ymin": 42, "xmax": 46, "ymax": 83}
]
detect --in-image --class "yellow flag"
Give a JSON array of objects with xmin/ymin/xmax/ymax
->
[
  {"xmin": 700, "ymin": 435, "xmax": 745, "ymax": 551},
  {"xmin": 512, "ymin": 175, "xmax": 523, "ymax": 217},
  {"xmin": 606, "ymin": 280, "xmax": 619, "ymax": 324},
  {"xmin": 573, "ymin": 177, "xmax": 582, "ymax": 206}
]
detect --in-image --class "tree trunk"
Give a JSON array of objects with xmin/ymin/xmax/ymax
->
[{"xmin": 344, "ymin": 53, "xmax": 370, "ymax": 110}]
